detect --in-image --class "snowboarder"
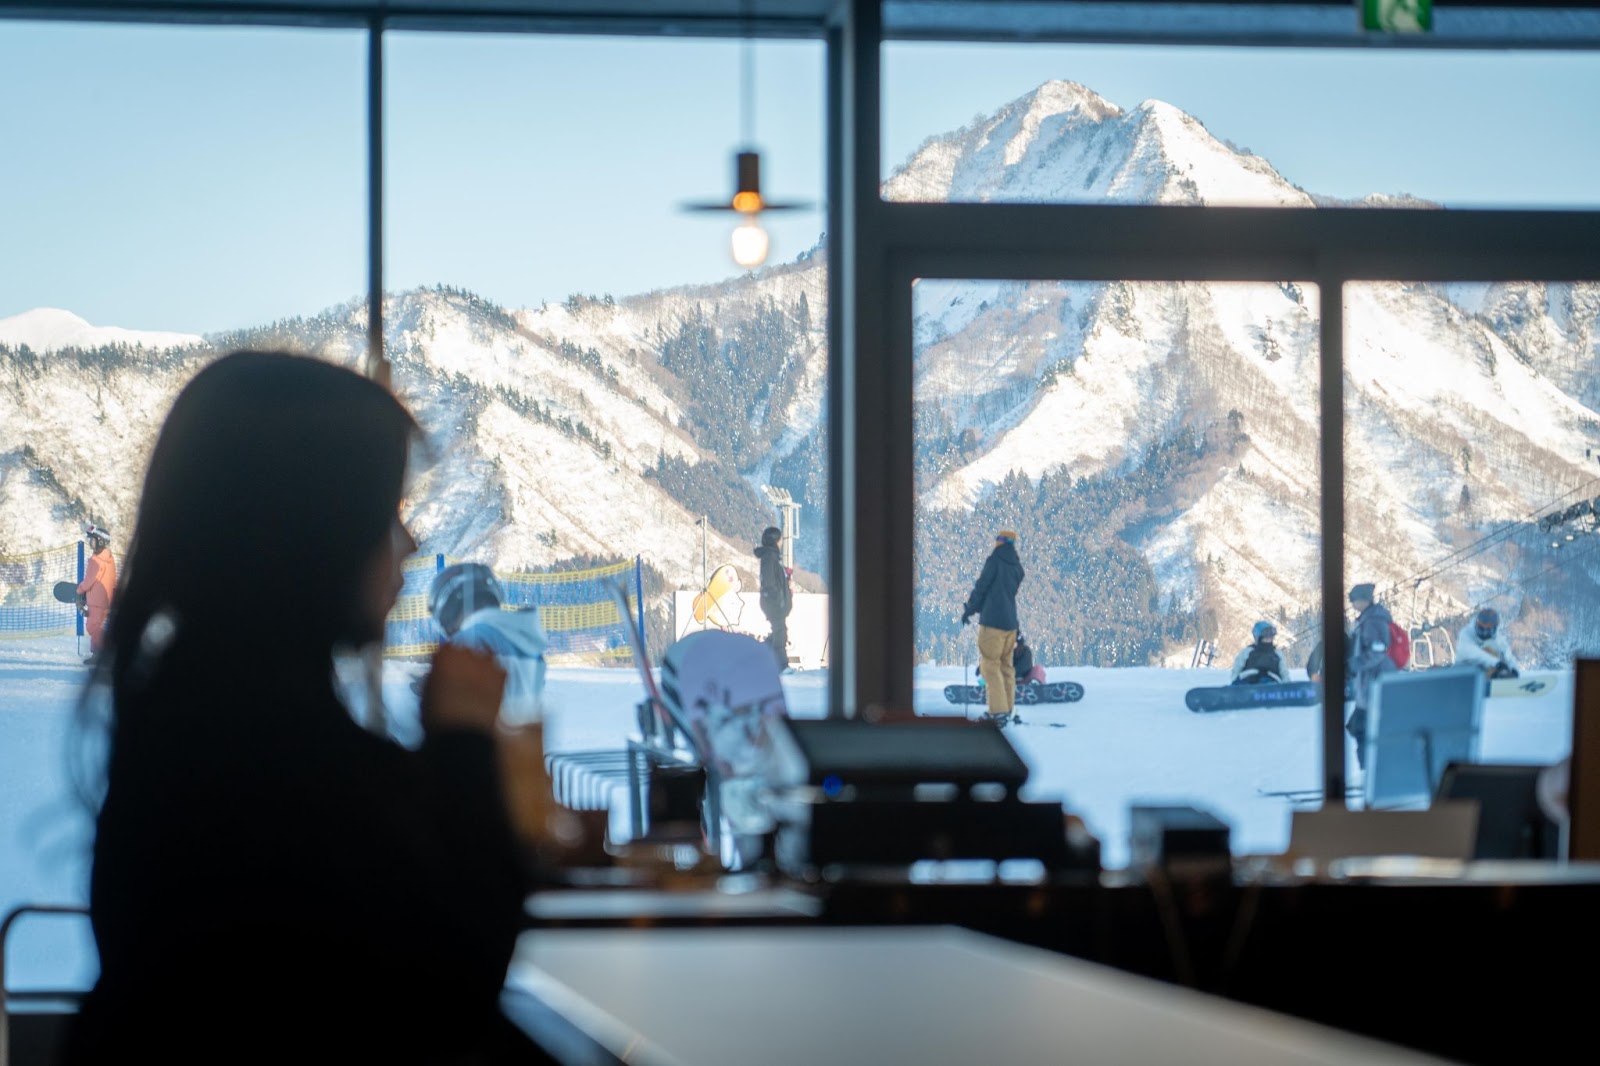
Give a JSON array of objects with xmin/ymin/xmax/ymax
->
[
  {"xmin": 1013, "ymin": 631, "xmax": 1046, "ymax": 686},
  {"xmin": 427, "ymin": 561, "xmax": 547, "ymax": 721},
  {"xmin": 1455, "ymin": 606, "xmax": 1520, "ymax": 680},
  {"xmin": 961, "ymin": 530, "xmax": 1024, "ymax": 721},
  {"xmin": 1345, "ymin": 582, "xmax": 1397, "ymax": 770},
  {"xmin": 755, "ymin": 526, "xmax": 792, "ymax": 673},
  {"xmin": 1230, "ymin": 621, "xmax": 1287, "ymax": 685},
  {"xmin": 76, "ymin": 522, "xmax": 116, "ymax": 663}
]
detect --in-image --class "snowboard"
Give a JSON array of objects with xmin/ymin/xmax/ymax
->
[
  {"xmin": 53, "ymin": 581, "xmax": 78, "ymax": 604},
  {"xmin": 1487, "ymin": 673, "xmax": 1559, "ymax": 699},
  {"xmin": 1185, "ymin": 680, "xmax": 1323, "ymax": 713},
  {"xmin": 943, "ymin": 680, "xmax": 1084, "ymax": 706}
]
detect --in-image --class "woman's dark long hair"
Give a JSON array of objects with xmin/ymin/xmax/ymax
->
[{"xmin": 83, "ymin": 351, "xmax": 417, "ymax": 775}]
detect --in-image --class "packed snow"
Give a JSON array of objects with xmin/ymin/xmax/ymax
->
[{"xmin": 1, "ymin": 635, "xmax": 1571, "ymax": 988}]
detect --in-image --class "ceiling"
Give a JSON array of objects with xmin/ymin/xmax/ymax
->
[{"xmin": 3, "ymin": 1, "xmax": 1600, "ymax": 47}]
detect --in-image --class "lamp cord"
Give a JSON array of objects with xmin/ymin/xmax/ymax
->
[{"xmin": 740, "ymin": 0, "xmax": 755, "ymax": 147}]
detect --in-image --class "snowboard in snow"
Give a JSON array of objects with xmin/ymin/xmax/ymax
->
[
  {"xmin": 1185, "ymin": 680, "xmax": 1323, "ymax": 713},
  {"xmin": 1487, "ymin": 673, "xmax": 1559, "ymax": 699},
  {"xmin": 53, "ymin": 581, "xmax": 78, "ymax": 604},
  {"xmin": 943, "ymin": 680, "xmax": 1084, "ymax": 706}
]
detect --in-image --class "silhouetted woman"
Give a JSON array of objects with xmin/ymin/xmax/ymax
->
[{"xmin": 63, "ymin": 352, "xmax": 535, "ymax": 1064}]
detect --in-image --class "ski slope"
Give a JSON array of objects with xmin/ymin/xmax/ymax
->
[{"xmin": 0, "ymin": 637, "xmax": 1573, "ymax": 988}]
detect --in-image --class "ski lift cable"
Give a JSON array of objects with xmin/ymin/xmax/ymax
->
[
  {"xmin": 1281, "ymin": 473, "xmax": 1600, "ymax": 645},
  {"xmin": 1476, "ymin": 535, "xmax": 1600, "ymax": 611},
  {"xmin": 1399, "ymin": 472, "xmax": 1600, "ymax": 592}
]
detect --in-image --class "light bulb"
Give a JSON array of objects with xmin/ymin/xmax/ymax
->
[{"xmin": 731, "ymin": 216, "xmax": 769, "ymax": 268}]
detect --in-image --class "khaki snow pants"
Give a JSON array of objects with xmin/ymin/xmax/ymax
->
[{"xmin": 977, "ymin": 625, "xmax": 1017, "ymax": 716}]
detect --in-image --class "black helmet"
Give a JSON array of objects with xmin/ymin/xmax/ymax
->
[
  {"xmin": 1474, "ymin": 606, "xmax": 1500, "ymax": 640},
  {"xmin": 84, "ymin": 523, "xmax": 111, "ymax": 550}
]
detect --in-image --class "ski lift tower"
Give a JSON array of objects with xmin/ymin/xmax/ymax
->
[{"xmin": 762, "ymin": 485, "xmax": 801, "ymax": 571}]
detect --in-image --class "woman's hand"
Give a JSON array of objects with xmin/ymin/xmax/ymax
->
[{"xmin": 421, "ymin": 643, "xmax": 506, "ymax": 734}]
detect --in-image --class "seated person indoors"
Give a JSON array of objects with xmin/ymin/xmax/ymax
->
[
  {"xmin": 1231, "ymin": 621, "xmax": 1287, "ymax": 685},
  {"xmin": 428, "ymin": 562, "xmax": 548, "ymax": 722},
  {"xmin": 1456, "ymin": 606, "xmax": 1520, "ymax": 680},
  {"xmin": 1013, "ymin": 631, "xmax": 1046, "ymax": 686},
  {"xmin": 63, "ymin": 352, "xmax": 545, "ymax": 1065}
]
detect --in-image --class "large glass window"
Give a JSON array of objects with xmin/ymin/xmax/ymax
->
[
  {"xmin": 912, "ymin": 278, "xmax": 1322, "ymax": 867},
  {"xmin": 884, "ymin": 43, "xmax": 1600, "ymax": 209},
  {"xmin": 1340, "ymin": 281, "xmax": 1596, "ymax": 800},
  {"xmin": 382, "ymin": 34, "xmax": 828, "ymax": 784},
  {"xmin": 0, "ymin": 21, "xmax": 366, "ymax": 988}
]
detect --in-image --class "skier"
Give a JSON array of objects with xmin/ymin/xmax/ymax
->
[
  {"xmin": 427, "ymin": 562, "xmax": 547, "ymax": 722},
  {"xmin": 755, "ymin": 526, "xmax": 793, "ymax": 673},
  {"xmin": 1345, "ymin": 582, "xmax": 1397, "ymax": 771},
  {"xmin": 1230, "ymin": 621, "xmax": 1287, "ymax": 685},
  {"xmin": 960, "ymin": 530, "xmax": 1024, "ymax": 721},
  {"xmin": 1013, "ymin": 631, "xmax": 1046, "ymax": 686},
  {"xmin": 1455, "ymin": 607, "xmax": 1520, "ymax": 681},
  {"xmin": 76, "ymin": 522, "xmax": 117, "ymax": 663}
]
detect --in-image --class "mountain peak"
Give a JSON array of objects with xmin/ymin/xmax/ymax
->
[
  {"xmin": 1018, "ymin": 80, "xmax": 1122, "ymax": 124},
  {"xmin": 0, "ymin": 306, "xmax": 203, "ymax": 353},
  {"xmin": 886, "ymin": 79, "xmax": 1313, "ymax": 208},
  {"xmin": 1125, "ymin": 97, "xmax": 1311, "ymax": 207}
]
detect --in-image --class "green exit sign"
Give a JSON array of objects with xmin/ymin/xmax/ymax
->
[{"xmin": 1362, "ymin": 0, "xmax": 1434, "ymax": 32}]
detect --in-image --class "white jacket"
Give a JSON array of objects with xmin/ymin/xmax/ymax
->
[
  {"xmin": 1455, "ymin": 624, "xmax": 1519, "ymax": 674},
  {"xmin": 453, "ymin": 606, "xmax": 548, "ymax": 722}
]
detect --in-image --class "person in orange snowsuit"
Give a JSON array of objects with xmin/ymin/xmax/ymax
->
[{"xmin": 77, "ymin": 524, "xmax": 117, "ymax": 660}]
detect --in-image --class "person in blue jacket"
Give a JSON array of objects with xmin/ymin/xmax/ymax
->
[{"xmin": 961, "ymin": 530, "xmax": 1025, "ymax": 720}]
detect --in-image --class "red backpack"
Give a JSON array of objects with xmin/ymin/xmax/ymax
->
[{"xmin": 1387, "ymin": 622, "xmax": 1410, "ymax": 670}]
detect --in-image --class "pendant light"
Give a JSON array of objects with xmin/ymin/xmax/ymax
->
[{"xmin": 681, "ymin": 0, "xmax": 810, "ymax": 268}]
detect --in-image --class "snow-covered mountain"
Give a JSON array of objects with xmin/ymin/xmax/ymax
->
[
  {"xmin": 885, "ymin": 80, "xmax": 1311, "ymax": 208},
  {"xmin": 897, "ymin": 82, "xmax": 1600, "ymax": 667},
  {"xmin": 0, "ymin": 272, "xmax": 827, "ymax": 653},
  {"xmin": 6, "ymin": 79, "xmax": 1600, "ymax": 666},
  {"xmin": 0, "ymin": 308, "xmax": 203, "ymax": 354}
]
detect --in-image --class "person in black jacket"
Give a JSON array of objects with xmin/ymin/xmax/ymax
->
[
  {"xmin": 755, "ymin": 526, "xmax": 792, "ymax": 672},
  {"xmin": 1345, "ymin": 582, "xmax": 1398, "ymax": 771},
  {"xmin": 1013, "ymin": 631, "xmax": 1045, "ymax": 686},
  {"xmin": 1306, "ymin": 639, "xmax": 1325, "ymax": 683},
  {"xmin": 63, "ymin": 352, "xmax": 543, "ymax": 1065},
  {"xmin": 961, "ymin": 530, "xmax": 1025, "ymax": 719},
  {"xmin": 1230, "ymin": 621, "xmax": 1287, "ymax": 685}
]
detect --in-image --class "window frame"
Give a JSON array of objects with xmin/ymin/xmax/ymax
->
[
  {"xmin": 829, "ymin": 1, "xmax": 1600, "ymax": 805},
  {"xmin": 7, "ymin": 0, "xmax": 1600, "ymax": 803}
]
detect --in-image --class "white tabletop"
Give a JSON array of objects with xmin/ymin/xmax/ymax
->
[{"xmin": 505, "ymin": 926, "xmax": 1454, "ymax": 1066}]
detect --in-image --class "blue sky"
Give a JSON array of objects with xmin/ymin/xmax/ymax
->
[{"xmin": 1, "ymin": 22, "xmax": 1598, "ymax": 333}]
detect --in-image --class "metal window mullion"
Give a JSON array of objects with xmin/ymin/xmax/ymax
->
[
  {"xmin": 879, "ymin": 202, "xmax": 1600, "ymax": 283},
  {"xmin": 1319, "ymin": 278, "xmax": 1347, "ymax": 807},
  {"xmin": 829, "ymin": 0, "xmax": 901, "ymax": 719},
  {"xmin": 364, "ymin": 17, "xmax": 389, "ymax": 737},
  {"xmin": 367, "ymin": 19, "xmax": 388, "ymax": 386}
]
